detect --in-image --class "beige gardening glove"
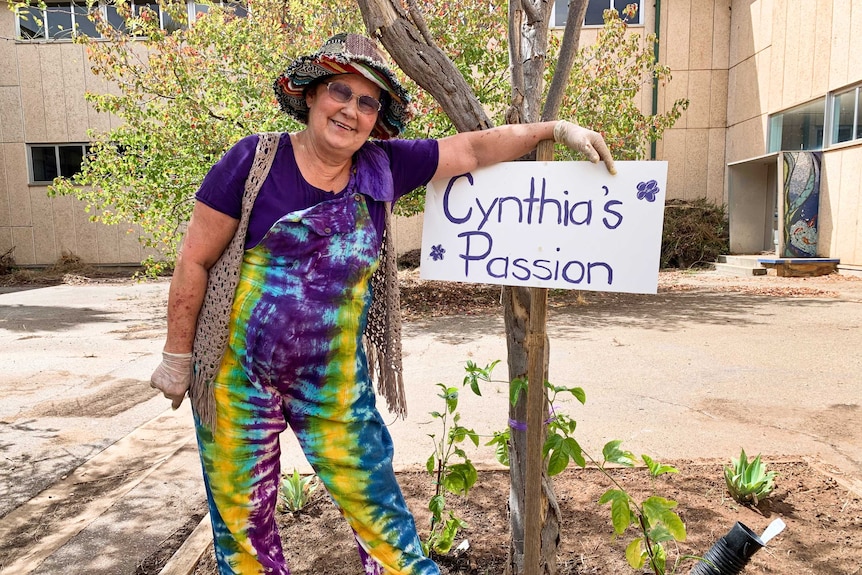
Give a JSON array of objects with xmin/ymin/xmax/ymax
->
[
  {"xmin": 150, "ymin": 351, "xmax": 192, "ymax": 410},
  {"xmin": 553, "ymin": 120, "xmax": 617, "ymax": 175}
]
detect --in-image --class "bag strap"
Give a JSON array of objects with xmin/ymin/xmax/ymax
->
[{"xmin": 190, "ymin": 132, "xmax": 281, "ymax": 429}]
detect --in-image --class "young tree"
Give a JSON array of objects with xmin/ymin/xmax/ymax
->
[{"xmin": 356, "ymin": 2, "xmax": 686, "ymax": 574}]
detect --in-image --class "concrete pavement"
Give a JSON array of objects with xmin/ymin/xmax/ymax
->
[{"xmin": 1, "ymin": 273, "xmax": 861, "ymax": 573}]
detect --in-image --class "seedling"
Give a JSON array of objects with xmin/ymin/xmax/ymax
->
[
  {"xmin": 277, "ymin": 469, "xmax": 319, "ymax": 514},
  {"xmin": 724, "ymin": 448, "xmax": 777, "ymax": 505},
  {"xmin": 422, "ymin": 360, "xmax": 498, "ymax": 556}
]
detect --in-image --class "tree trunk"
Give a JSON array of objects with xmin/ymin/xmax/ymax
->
[
  {"xmin": 503, "ymin": 2, "xmax": 588, "ymax": 573},
  {"xmin": 355, "ymin": 1, "xmax": 588, "ymax": 573}
]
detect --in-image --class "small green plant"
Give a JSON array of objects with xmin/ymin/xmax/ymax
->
[
  {"xmin": 422, "ymin": 360, "xmax": 497, "ymax": 556},
  {"xmin": 596, "ymin": 442, "xmax": 695, "ymax": 574},
  {"xmin": 488, "ymin": 377, "xmax": 696, "ymax": 574},
  {"xmin": 277, "ymin": 469, "xmax": 319, "ymax": 514},
  {"xmin": 724, "ymin": 448, "xmax": 778, "ymax": 505},
  {"xmin": 485, "ymin": 378, "xmax": 587, "ymax": 475}
]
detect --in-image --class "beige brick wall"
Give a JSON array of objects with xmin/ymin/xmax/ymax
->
[
  {"xmin": 0, "ymin": 7, "xmax": 151, "ymax": 266},
  {"xmin": 654, "ymin": 0, "xmax": 731, "ymax": 205}
]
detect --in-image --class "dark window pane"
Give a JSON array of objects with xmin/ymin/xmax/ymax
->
[
  {"xmin": 106, "ymin": 4, "xmax": 127, "ymax": 31},
  {"xmin": 193, "ymin": 2, "xmax": 210, "ymax": 19},
  {"xmin": 72, "ymin": 3, "xmax": 99, "ymax": 37},
  {"xmin": 58, "ymin": 145, "xmax": 85, "ymax": 177},
  {"xmin": 46, "ymin": 3, "xmax": 73, "ymax": 39},
  {"xmin": 553, "ymin": 0, "xmax": 568, "ymax": 27},
  {"xmin": 161, "ymin": 9, "xmax": 183, "ymax": 32},
  {"xmin": 585, "ymin": 0, "xmax": 609, "ymax": 25},
  {"xmin": 774, "ymin": 98, "xmax": 826, "ymax": 151},
  {"xmin": 226, "ymin": 0, "xmax": 247, "ymax": 17},
  {"xmin": 19, "ymin": 5, "xmax": 45, "ymax": 39},
  {"xmin": 857, "ymin": 89, "xmax": 862, "ymax": 141},
  {"xmin": 31, "ymin": 147, "xmax": 59, "ymax": 182},
  {"xmin": 832, "ymin": 89, "xmax": 857, "ymax": 144}
]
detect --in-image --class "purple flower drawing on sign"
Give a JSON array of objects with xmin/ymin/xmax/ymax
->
[
  {"xmin": 636, "ymin": 180, "xmax": 660, "ymax": 202},
  {"xmin": 430, "ymin": 244, "xmax": 446, "ymax": 261}
]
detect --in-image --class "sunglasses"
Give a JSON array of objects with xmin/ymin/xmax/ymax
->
[{"xmin": 325, "ymin": 81, "xmax": 382, "ymax": 116}]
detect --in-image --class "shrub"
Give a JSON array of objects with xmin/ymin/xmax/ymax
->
[{"xmin": 661, "ymin": 199, "xmax": 729, "ymax": 269}]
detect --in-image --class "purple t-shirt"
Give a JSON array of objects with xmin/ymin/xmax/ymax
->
[{"xmin": 195, "ymin": 133, "xmax": 439, "ymax": 249}]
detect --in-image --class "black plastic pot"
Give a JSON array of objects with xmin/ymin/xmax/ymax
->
[{"xmin": 689, "ymin": 521, "xmax": 765, "ymax": 575}]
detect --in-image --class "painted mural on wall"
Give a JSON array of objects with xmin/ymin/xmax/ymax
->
[{"xmin": 782, "ymin": 152, "xmax": 821, "ymax": 257}]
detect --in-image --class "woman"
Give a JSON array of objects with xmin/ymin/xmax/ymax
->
[{"xmin": 151, "ymin": 33, "xmax": 615, "ymax": 575}]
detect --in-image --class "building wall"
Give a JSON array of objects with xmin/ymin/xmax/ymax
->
[
  {"xmin": 722, "ymin": 0, "xmax": 862, "ymax": 265},
  {"xmin": 0, "ymin": 7, "xmax": 157, "ymax": 266},
  {"xmin": 651, "ymin": 0, "xmax": 731, "ymax": 206}
]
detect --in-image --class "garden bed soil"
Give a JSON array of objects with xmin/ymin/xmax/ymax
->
[{"xmin": 192, "ymin": 460, "xmax": 862, "ymax": 575}]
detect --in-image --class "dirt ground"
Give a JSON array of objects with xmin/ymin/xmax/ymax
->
[
  {"xmin": 192, "ymin": 460, "xmax": 862, "ymax": 575},
  {"xmin": 3, "ymin": 264, "xmax": 862, "ymax": 574},
  {"xmin": 187, "ymin": 270, "xmax": 862, "ymax": 575}
]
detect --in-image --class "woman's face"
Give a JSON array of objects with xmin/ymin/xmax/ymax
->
[{"xmin": 305, "ymin": 73, "xmax": 383, "ymax": 153}]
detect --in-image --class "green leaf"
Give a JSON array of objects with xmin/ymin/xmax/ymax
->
[
  {"xmin": 429, "ymin": 494, "xmax": 445, "ymax": 517},
  {"xmin": 602, "ymin": 440, "xmax": 636, "ymax": 467},
  {"xmin": 509, "ymin": 377, "xmax": 528, "ymax": 406},
  {"xmin": 563, "ymin": 437, "xmax": 586, "ymax": 468},
  {"xmin": 643, "ymin": 496, "xmax": 686, "ymax": 541},
  {"xmin": 599, "ymin": 489, "xmax": 632, "ymax": 535},
  {"xmin": 547, "ymin": 447, "xmax": 569, "ymax": 476},
  {"xmin": 543, "ymin": 433, "xmax": 563, "ymax": 458},
  {"xmin": 642, "ymin": 454, "xmax": 679, "ymax": 477},
  {"xmin": 610, "ymin": 497, "xmax": 632, "ymax": 535},
  {"xmin": 426, "ymin": 453, "xmax": 436, "ymax": 474},
  {"xmin": 486, "ymin": 431, "xmax": 510, "ymax": 467},
  {"xmin": 625, "ymin": 538, "xmax": 646, "ymax": 569}
]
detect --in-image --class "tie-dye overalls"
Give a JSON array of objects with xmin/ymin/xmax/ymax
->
[{"xmin": 195, "ymin": 190, "xmax": 438, "ymax": 575}]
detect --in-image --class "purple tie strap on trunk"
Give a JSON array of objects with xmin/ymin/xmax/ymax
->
[{"xmin": 508, "ymin": 405, "xmax": 558, "ymax": 430}]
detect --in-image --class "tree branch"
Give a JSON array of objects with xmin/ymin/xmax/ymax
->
[
  {"xmin": 405, "ymin": 0, "xmax": 435, "ymax": 47},
  {"xmin": 542, "ymin": 0, "xmax": 588, "ymax": 122},
  {"xmin": 355, "ymin": 0, "xmax": 493, "ymax": 133},
  {"xmin": 520, "ymin": 0, "xmax": 541, "ymax": 25}
]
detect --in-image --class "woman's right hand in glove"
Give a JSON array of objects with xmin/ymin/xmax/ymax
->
[{"xmin": 150, "ymin": 351, "xmax": 192, "ymax": 410}]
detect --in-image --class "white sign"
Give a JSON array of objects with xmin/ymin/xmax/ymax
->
[{"xmin": 420, "ymin": 161, "xmax": 668, "ymax": 294}]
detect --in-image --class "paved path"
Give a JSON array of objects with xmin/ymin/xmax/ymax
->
[{"xmin": 1, "ymin": 273, "xmax": 861, "ymax": 573}]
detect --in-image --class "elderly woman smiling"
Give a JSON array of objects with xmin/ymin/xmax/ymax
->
[{"xmin": 151, "ymin": 33, "xmax": 615, "ymax": 575}]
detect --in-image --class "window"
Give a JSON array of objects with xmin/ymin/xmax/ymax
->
[
  {"xmin": 767, "ymin": 98, "xmax": 827, "ymax": 153},
  {"xmin": 552, "ymin": 0, "xmax": 642, "ymax": 28},
  {"xmin": 17, "ymin": 1, "xmax": 98, "ymax": 40},
  {"xmin": 16, "ymin": 0, "xmax": 245, "ymax": 40},
  {"xmin": 28, "ymin": 144, "xmax": 91, "ymax": 184},
  {"xmin": 830, "ymin": 85, "xmax": 862, "ymax": 145}
]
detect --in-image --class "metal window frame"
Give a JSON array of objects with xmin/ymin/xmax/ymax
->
[
  {"xmin": 27, "ymin": 143, "xmax": 90, "ymax": 185},
  {"xmin": 15, "ymin": 1, "xmax": 98, "ymax": 40},
  {"xmin": 826, "ymin": 84, "xmax": 862, "ymax": 147},
  {"xmin": 16, "ymin": 0, "xmax": 249, "ymax": 40},
  {"xmin": 766, "ymin": 96, "xmax": 828, "ymax": 153}
]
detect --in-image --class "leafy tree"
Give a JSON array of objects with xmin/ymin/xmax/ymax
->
[
  {"xmin": 356, "ymin": 2, "xmax": 687, "ymax": 574},
  {"xmin": 47, "ymin": 0, "xmax": 363, "ymax": 271}
]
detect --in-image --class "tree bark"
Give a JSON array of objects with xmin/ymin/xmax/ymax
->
[{"xmin": 503, "ymin": 2, "xmax": 588, "ymax": 573}]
